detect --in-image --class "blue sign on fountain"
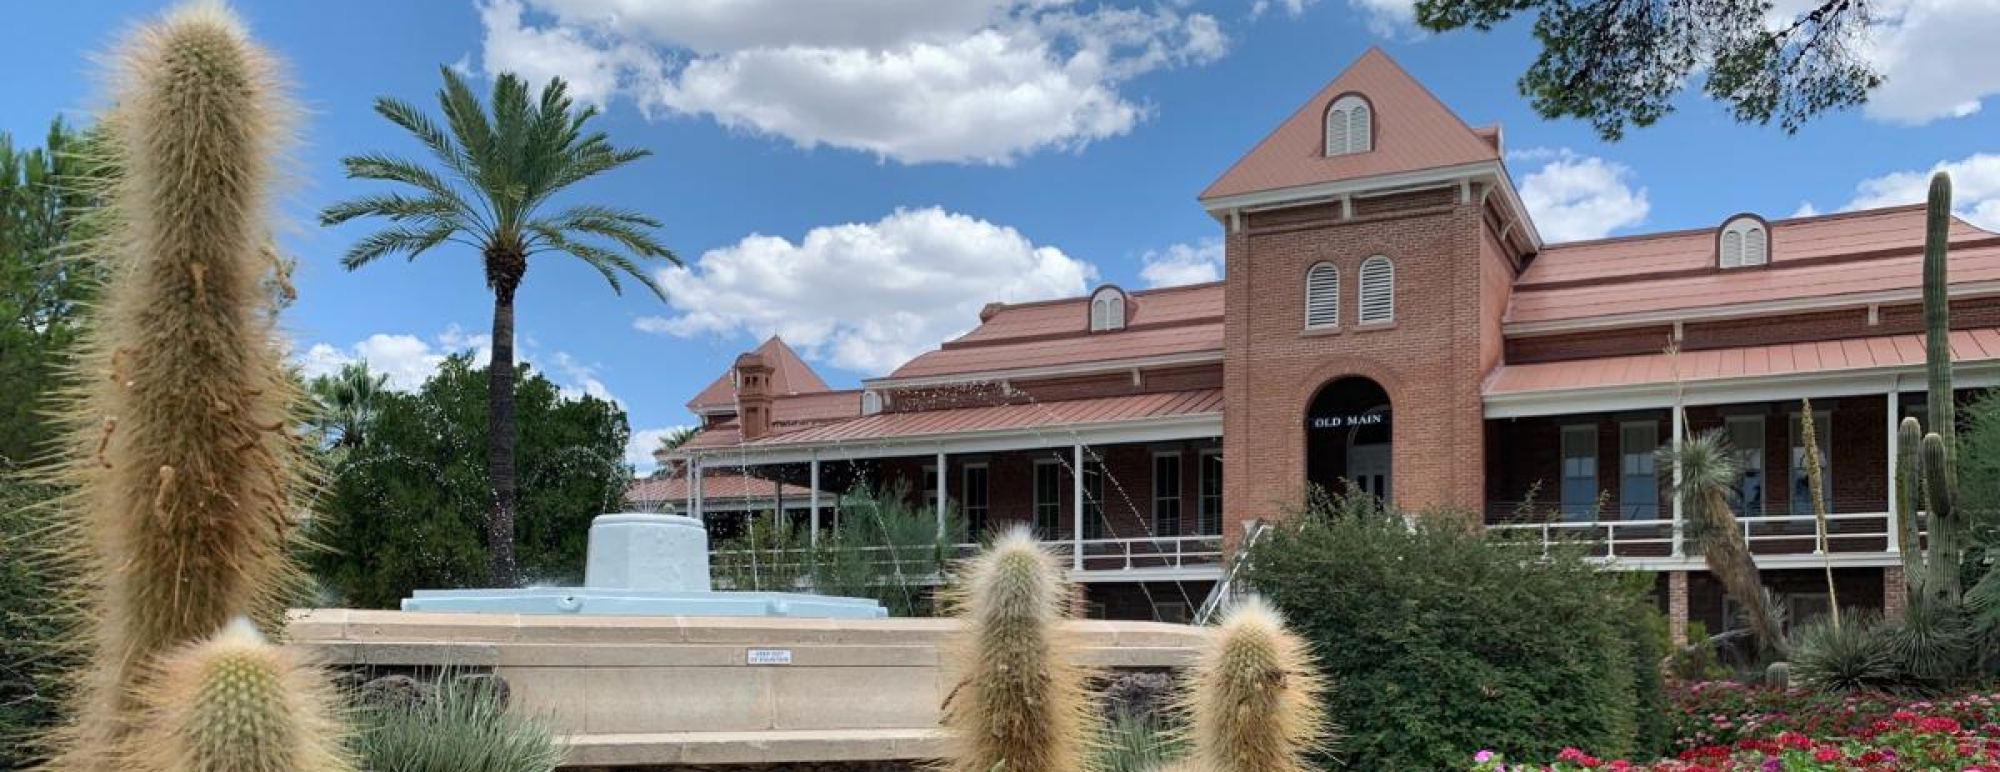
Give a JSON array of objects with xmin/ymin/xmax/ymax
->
[{"xmin": 401, "ymin": 513, "xmax": 887, "ymax": 618}]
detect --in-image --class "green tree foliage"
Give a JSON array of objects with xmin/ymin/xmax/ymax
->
[
  {"xmin": 1243, "ymin": 492, "xmax": 1667, "ymax": 770},
  {"xmin": 710, "ymin": 483, "xmax": 964, "ymax": 616},
  {"xmin": 0, "ymin": 118, "xmax": 111, "ymax": 466},
  {"xmin": 306, "ymin": 361, "xmax": 389, "ymax": 453},
  {"xmin": 312, "ymin": 354, "xmax": 631, "ymax": 608},
  {"xmin": 1414, "ymin": 0, "xmax": 1878, "ymax": 140},
  {"xmin": 321, "ymin": 68, "xmax": 677, "ymax": 588}
]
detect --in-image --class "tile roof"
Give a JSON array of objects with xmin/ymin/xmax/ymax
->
[
  {"xmin": 1486, "ymin": 327, "xmax": 2000, "ymax": 396},
  {"xmin": 1201, "ymin": 47, "xmax": 1502, "ymax": 202},
  {"xmin": 686, "ymin": 337, "xmax": 831, "ymax": 410},
  {"xmin": 1508, "ymin": 207, "xmax": 2000, "ymax": 326},
  {"xmin": 712, "ymin": 388, "xmax": 1223, "ymax": 449},
  {"xmin": 888, "ymin": 283, "xmax": 1224, "ymax": 379},
  {"xmin": 626, "ymin": 472, "xmax": 818, "ymax": 505}
]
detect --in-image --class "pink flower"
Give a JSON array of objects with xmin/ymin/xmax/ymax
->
[{"xmin": 1475, "ymin": 750, "xmax": 1495, "ymax": 763}]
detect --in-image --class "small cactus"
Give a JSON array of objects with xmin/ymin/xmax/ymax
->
[
  {"xmin": 49, "ymin": 2, "xmax": 307, "ymax": 769},
  {"xmin": 940, "ymin": 528, "xmax": 1094, "ymax": 772},
  {"xmin": 1182, "ymin": 598, "xmax": 1329, "ymax": 772},
  {"xmin": 129, "ymin": 619, "xmax": 350, "ymax": 772}
]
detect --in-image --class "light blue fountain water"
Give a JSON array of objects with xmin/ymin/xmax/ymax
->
[{"xmin": 400, "ymin": 513, "xmax": 886, "ymax": 618}]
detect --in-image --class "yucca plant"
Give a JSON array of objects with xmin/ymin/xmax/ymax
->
[
  {"xmin": 1788, "ymin": 613, "xmax": 1897, "ymax": 693},
  {"xmin": 1658, "ymin": 427, "xmax": 1785, "ymax": 655},
  {"xmin": 42, "ymin": 5, "xmax": 347, "ymax": 772},
  {"xmin": 940, "ymin": 528, "xmax": 1095, "ymax": 772},
  {"xmin": 1181, "ymin": 597, "xmax": 1330, "ymax": 772},
  {"xmin": 1088, "ymin": 708, "xmax": 1184, "ymax": 772}
]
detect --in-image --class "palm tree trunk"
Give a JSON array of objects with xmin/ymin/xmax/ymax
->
[{"xmin": 486, "ymin": 278, "xmax": 521, "ymax": 587}]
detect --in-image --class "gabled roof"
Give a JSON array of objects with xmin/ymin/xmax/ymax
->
[
  {"xmin": 1200, "ymin": 47, "xmax": 1502, "ymax": 203},
  {"xmin": 686, "ymin": 337, "xmax": 831, "ymax": 411},
  {"xmin": 1487, "ymin": 327, "xmax": 2000, "ymax": 397},
  {"xmin": 885, "ymin": 282, "xmax": 1224, "ymax": 381}
]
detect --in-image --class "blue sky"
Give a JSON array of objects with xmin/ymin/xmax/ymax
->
[{"xmin": 6, "ymin": 0, "xmax": 1999, "ymax": 472}]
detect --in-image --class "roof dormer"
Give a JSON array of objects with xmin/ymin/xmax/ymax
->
[
  {"xmin": 1324, "ymin": 93, "xmax": 1373, "ymax": 157},
  {"xmin": 1088, "ymin": 285, "xmax": 1129, "ymax": 332},
  {"xmin": 1718, "ymin": 215, "xmax": 1770, "ymax": 269}
]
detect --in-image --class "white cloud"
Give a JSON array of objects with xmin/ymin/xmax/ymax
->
[
  {"xmin": 296, "ymin": 326, "xmax": 621, "ymax": 405},
  {"xmin": 635, "ymin": 207, "xmax": 1097, "ymax": 374},
  {"xmin": 1861, "ymin": 0, "xmax": 2000, "ymax": 125},
  {"xmin": 1139, "ymin": 237, "xmax": 1224, "ymax": 287},
  {"xmin": 1792, "ymin": 201, "xmax": 1821, "ymax": 218},
  {"xmin": 476, "ymin": 0, "xmax": 1228, "ymax": 164},
  {"xmin": 1807, "ymin": 153, "xmax": 2000, "ymax": 230},
  {"xmin": 626, "ymin": 425, "xmax": 692, "ymax": 475},
  {"xmin": 1514, "ymin": 149, "xmax": 1650, "ymax": 242},
  {"xmin": 1347, "ymin": 0, "xmax": 1417, "ymax": 37}
]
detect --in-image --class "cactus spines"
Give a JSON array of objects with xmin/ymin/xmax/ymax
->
[
  {"xmin": 940, "ymin": 528, "xmax": 1093, "ymax": 772},
  {"xmin": 1922, "ymin": 432, "xmax": 1961, "ymax": 602},
  {"xmin": 1896, "ymin": 416, "xmax": 1924, "ymax": 578},
  {"xmin": 1924, "ymin": 171, "xmax": 1955, "ymax": 445},
  {"xmin": 53, "ymin": 2, "xmax": 303, "ymax": 766},
  {"xmin": 1184, "ymin": 598, "xmax": 1329, "ymax": 772},
  {"xmin": 130, "ymin": 619, "xmax": 350, "ymax": 772}
]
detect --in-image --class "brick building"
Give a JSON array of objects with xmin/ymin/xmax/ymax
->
[{"xmin": 653, "ymin": 48, "xmax": 2000, "ymax": 631}]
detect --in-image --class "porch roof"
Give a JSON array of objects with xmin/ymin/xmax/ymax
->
[
  {"xmin": 626, "ymin": 472, "xmax": 817, "ymax": 505},
  {"xmin": 1484, "ymin": 326, "xmax": 2000, "ymax": 415}
]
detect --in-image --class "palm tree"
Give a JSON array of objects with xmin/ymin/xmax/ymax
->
[
  {"xmin": 1658, "ymin": 425, "xmax": 1787, "ymax": 655},
  {"xmin": 321, "ymin": 68, "xmax": 677, "ymax": 586},
  {"xmin": 308, "ymin": 361, "xmax": 389, "ymax": 450}
]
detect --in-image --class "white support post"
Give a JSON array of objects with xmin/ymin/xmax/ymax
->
[
  {"xmin": 935, "ymin": 449, "xmax": 948, "ymax": 538},
  {"xmin": 1887, "ymin": 385, "xmax": 1901, "ymax": 554},
  {"xmin": 809, "ymin": 451, "xmax": 821, "ymax": 548},
  {"xmin": 691, "ymin": 456, "xmax": 704, "ymax": 521},
  {"xmin": 1671, "ymin": 408, "xmax": 1685, "ymax": 558},
  {"xmin": 1072, "ymin": 443, "xmax": 1085, "ymax": 571}
]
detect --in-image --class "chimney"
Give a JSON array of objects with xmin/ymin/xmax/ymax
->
[{"xmin": 733, "ymin": 351, "xmax": 775, "ymax": 441}]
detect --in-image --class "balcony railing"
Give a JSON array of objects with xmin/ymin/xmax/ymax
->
[
  {"xmin": 710, "ymin": 533, "xmax": 1227, "ymax": 587},
  {"xmin": 1484, "ymin": 506, "xmax": 1915, "ymax": 565}
]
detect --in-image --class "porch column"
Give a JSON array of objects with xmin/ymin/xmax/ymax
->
[
  {"xmin": 1671, "ymin": 407, "xmax": 1685, "ymax": 558},
  {"xmin": 809, "ymin": 451, "xmax": 821, "ymax": 547},
  {"xmin": 1072, "ymin": 442, "xmax": 1085, "ymax": 571},
  {"xmin": 936, "ymin": 449, "xmax": 948, "ymax": 538},
  {"xmin": 690, "ymin": 456, "xmax": 703, "ymax": 521},
  {"xmin": 1668, "ymin": 570, "xmax": 1690, "ymax": 647},
  {"xmin": 1886, "ymin": 386, "xmax": 1901, "ymax": 554}
]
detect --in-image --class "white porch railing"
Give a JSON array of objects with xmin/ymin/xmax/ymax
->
[
  {"xmin": 710, "ymin": 533, "xmax": 1226, "ymax": 586},
  {"xmin": 1485, "ymin": 510, "xmax": 1913, "ymax": 566}
]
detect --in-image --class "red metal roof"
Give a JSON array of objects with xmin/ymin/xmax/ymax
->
[
  {"xmin": 889, "ymin": 283, "xmax": 1224, "ymax": 379},
  {"xmin": 1486, "ymin": 327, "xmax": 2000, "ymax": 396},
  {"xmin": 1201, "ymin": 47, "xmax": 1502, "ymax": 202},
  {"xmin": 702, "ymin": 388, "xmax": 1224, "ymax": 449},
  {"xmin": 686, "ymin": 337, "xmax": 831, "ymax": 410},
  {"xmin": 1508, "ymin": 207, "xmax": 2000, "ymax": 326},
  {"xmin": 626, "ymin": 472, "xmax": 818, "ymax": 504}
]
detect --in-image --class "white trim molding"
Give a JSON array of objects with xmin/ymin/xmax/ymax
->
[{"xmin": 687, "ymin": 413, "xmax": 1224, "ymax": 468}]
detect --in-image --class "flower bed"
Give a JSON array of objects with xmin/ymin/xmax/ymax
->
[{"xmin": 1465, "ymin": 684, "xmax": 2000, "ymax": 771}]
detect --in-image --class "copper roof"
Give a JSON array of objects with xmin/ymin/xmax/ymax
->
[
  {"xmin": 888, "ymin": 283, "xmax": 1224, "ymax": 379},
  {"xmin": 1508, "ymin": 207, "xmax": 2000, "ymax": 326},
  {"xmin": 1486, "ymin": 327, "xmax": 2000, "ymax": 396},
  {"xmin": 626, "ymin": 472, "xmax": 818, "ymax": 504},
  {"xmin": 686, "ymin": 337, "xmax": 831, "ymax": 410},
  {"xmin": 703, "ymin": 388, "xmax": 1223, "ymax": 449},
  {"xmin": 1201, "ymin": 47, "xmax": 1502, "ymax": 202},
  {"xmin": 680, "ymin": 390, "xmax": 864, "ymax": 451}
]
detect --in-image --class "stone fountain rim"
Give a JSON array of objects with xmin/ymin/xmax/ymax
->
[{"xmin": 592, "ymin": 511, "xmax": 701, "ymax": 527}]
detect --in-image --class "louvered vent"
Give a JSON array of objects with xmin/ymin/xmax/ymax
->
[
  {"xmin": 1305, "ymin": 262, "xmax": 1339, "ymax": 328},
  {"xmin": 1349, "ymin": 101, "xmax": 1371, "ymax": 153},
  {"xmin": 1358, "ymin": 256, "xmax": 1393, "ymax": 324},
  {"xmin": 1741, "ymin": 227, "xmax": 1767, "ymax": 266},
  {"xmin": 1325, "ymin": 95, "xmax": 1371, "ymax": 156},
  {"xmin": 1720, "ymin": 230, "xmax": 1743, "ymax": 268}
]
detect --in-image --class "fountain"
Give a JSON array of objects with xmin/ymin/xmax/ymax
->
[{"xmin": 400, "ymin": 512, "xmax": 887, "ymax": 618}]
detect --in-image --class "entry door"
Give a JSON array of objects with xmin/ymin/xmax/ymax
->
[{"xmin": 1348, "ymin": 444, "xmax": 1391, "ymax": 503}]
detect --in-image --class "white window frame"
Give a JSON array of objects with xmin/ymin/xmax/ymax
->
[
  {"xmin": 1726, "ymin": 415, "xmax": 1767, "ymax": 516},
  {"xmin": 1304, "ymin": 261, "xmax": 1340, "ymax": 329},
  {"xmin": 1618, "ymin": 421, "xmax": 1660, "ymax": 520},
  {"xmin": 1720, "ymin": 217, "xmax": 1769, "ymax": 269},
  {"xmin": 1324, "ymin": 94, "xmax": 1372, "ymax": 156},
  {"xmin": 1790, "ymin": 409, "xmax": 1832, "ymax": 517},
  {"xmin": 1033, "ymin": 459, "xmax": 1062, "ymax": 537},
  {"xmin": 962, "ymin": 462, "xmax": 989, "ymax": 535},
  {"xmin": 1560, "ymin": 424, "xmax": 1598, "ymax": 519},
  {"xmin": 1082, "ymin": 456, "xmax": 1105, "ymax": 540},
  {"xmin": 1153, "ymin": 451, "xmax": 1183, "ymax": 536},
  {"xmin": 1358, "ymin": 255, "xmax": 1394, "ymax": 325},
  {"xmin": 861, "ymin": 390, "xmax": 883, "ymax": 415},
  {"xmin": 1198, "ymin": 449, "xmax": 1223, "ymax": 536},
  {"xmin": 1090, "ymin": 288, "xmax": 1126, "ymax": 332}
]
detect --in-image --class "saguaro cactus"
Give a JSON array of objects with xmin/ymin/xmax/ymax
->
[
  {"xmin": 1925, "ymin": 171, "xmax": 1955, "ymax": 448},
  {"xmin": 130, "ymin": 619, "xmax": 349, "ymax": 772},
  {"xmin": 940, "ymin": 528, "xmax": 1094, "ymax": 772},
  {"xmin": 1896, "ymin": 416, "xmax": 1924, "ymax": 579},
  {"xmin": 50, "ymin": 3, "xmax": 313, "ymax": 769},
  {"xmin": 1899, "ymin": 170, "xmax": 1967, "ymax": 605},
  {"xmin": 1183, "ymin": 598, "xmax": 1329, "ymax": 772}
]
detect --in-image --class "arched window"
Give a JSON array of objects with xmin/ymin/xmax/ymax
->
[
  {"xmin": 1089, "ymin": 287, "xmax": 1127, "ymax": 331},
  {"xmin": 1358, "ymin": 255, "xmax": 1394, "ymax": 324},
  {"xmin": 1325, "ymin": 94, "xmax": 1373, "ymax": 157},
  {"xmin": 861, "ymin": 390, "xmax": 883, "ymax": 415},
  {"xmin": 1305, "ymin": 262, "xmax": 1340, "ymax": 328},
  {"xmin": 1719, "ymin": 216, "xmax": 1769, "ymax": 268}
]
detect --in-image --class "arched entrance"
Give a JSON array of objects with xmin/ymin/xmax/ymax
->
[{"xmin": 1305, "ymin": 376, "xmax": 1392, "ymax": 503}]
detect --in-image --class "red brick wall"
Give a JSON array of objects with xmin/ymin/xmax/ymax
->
[
  {"xmin": 1224, "ymin": 188, "xmax": 1494, "ymax": 530},
  {"xmin": 883, "ymin": 364, "xmax": 1222, "ymax": 412}
]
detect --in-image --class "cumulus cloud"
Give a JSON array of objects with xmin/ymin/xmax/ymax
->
[
  {"xmin": 296, "ymin": 325, "xmax": 621, "ymax": 404},
  {"xmin": 1805, "ymin": 153, "xmax": 2000, "ymax": 230},
  {"xmin": 475, "ymin": 0, "xmax": 1228, "ymax": 164},
  {"xmin": 626, "ymin": 425, "xmax": 692, "ymax": 475},
  {"xmin": 1139, "ymin": 237, "xmax": 1224, "ymax": 287},
  {"xmin": 1346, "ymin": 0, "xmax": 1418, "ymax": 36},
  {"xmin": 1860, "ymin": 0, "xmax": 2000, "ymax": 125},
  {"xmin": 634, "ymin": 207, "xmax": 1097, "ymax": 374},
  {"xmin": 1512, "ymin": 148, "xmax": 1650, "ymax": 242}
]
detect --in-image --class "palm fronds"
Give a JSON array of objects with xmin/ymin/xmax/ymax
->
[{"xmin": 1658, "ymin": 426, "xmax": 1785, "ymax": 655}]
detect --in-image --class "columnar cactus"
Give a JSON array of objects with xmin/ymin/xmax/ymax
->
[
  {"xmin": 1182, "ymin": 598, "xmax": 1329, "ymax": 772},
  {"xmin": 1896, "ymin": 417, "xmax": 1924, "ymax": 579},
  {"xmin": 1902, "ymin": 170, "xmax": 1966, "ymax": 605},
  {"xmin": 1925, "ymin": 171, "xmax": 1955, "ymax": 448},
  {"xmin": 130, "ymin": 619, "xmax": 350, "ymax": 772},
  {"xmin": 940, "ymin": 528, "xmax": 1094, "ymax": 772},
  {"xmin": 48, "ymin": 3, "xmax": 319, "ymax": 770}
]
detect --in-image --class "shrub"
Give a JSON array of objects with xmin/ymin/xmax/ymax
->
[
  {"xmin": 1088, "ymin": 708, "xmax": 1184, "ymax": 772},
  {"xmin": 710, "ymin": 482, "xmax": 963, "ymax": 616},
  {"xmin": 1243, "ymin": 492, "xmax": 1663, "ymax": 770},
  {"xmin": 351, "ymin": 675, "xmax": 560, "ymax": 772},
  {"xmin": 1789, "ymin": 614, "xmax": 1899, "ymax": 694}
]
